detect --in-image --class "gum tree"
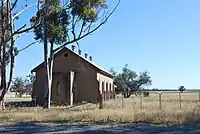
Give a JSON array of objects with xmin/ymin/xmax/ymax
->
[
  {"xmin": 31, "ymin": 0, "xmax": 69, "ymax": 108},
  {"xmin": 31, "ymin": 0, "xmax": 120, "ymax": 108},
  {"xmin": 0, "ymin": 0, "xmax": 40, "ymax": 109},
  {"xmin": 112, "ymin": 64, "xmax": 152, "ymax": 98}
]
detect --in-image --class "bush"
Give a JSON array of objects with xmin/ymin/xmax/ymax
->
[{"xmin": 143, "ymin": 91, "xmax": 149, "ymax": 97}]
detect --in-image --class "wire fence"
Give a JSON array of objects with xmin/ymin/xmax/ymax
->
[{"xmin": 100, "ymin": 91, "xmax": 200, "ymax": 110}]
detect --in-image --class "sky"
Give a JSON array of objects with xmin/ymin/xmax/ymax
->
[{"xmin": 13, "ymin": 0, "xmax": 200, "ymax": 89}]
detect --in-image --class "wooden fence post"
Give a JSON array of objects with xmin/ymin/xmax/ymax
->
[
  {"xmin": 140, "ymin": 91, "xmax": 142, "ymax": 109},
  {"xmin": 158, "ymin": 92, "xmax": 162, "ymax": 110},
  {"xmin": 121, "ymin": 92, "xmax": 124, "ymax": 108},
  {"xmin": 179, "ymin": 92, "xmax": 182, "ymax": 109}
]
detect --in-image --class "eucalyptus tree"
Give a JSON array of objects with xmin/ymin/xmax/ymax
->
[
  {"xmin": 0, "ymin": 0, "xmax": 40, "ymax": 109},
  {"xmin": 31, "ymin": 0, "xmax": 120, "ymax": 108}
]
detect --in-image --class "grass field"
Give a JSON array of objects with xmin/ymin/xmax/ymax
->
[{"xmin": 1, "ymin": 92, "xmax": 200, "ymax": 125}]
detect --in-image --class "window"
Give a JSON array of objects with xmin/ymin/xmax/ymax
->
[
  {"xmin": 57, "ymin": 82, "xmax": 61, "ymax": 96},
  {"xmin": 109, "ymin": 83, "xmax": 112, "ymax": 91}
]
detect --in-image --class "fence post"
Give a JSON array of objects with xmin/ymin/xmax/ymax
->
[
  {"xmin": 179, "ymin": 92, "xmax": 182, "ymax": 109},
  {"xmin": 140, "ymin": 91, "xmax": 142, "ymax": 109},
  {"xmin": 121, "ymin": 92, "xmax": 124, "ymax": 108},
  {"xmin": 158, "ymin": 92, "xmax": 162, "ymax": 110}
]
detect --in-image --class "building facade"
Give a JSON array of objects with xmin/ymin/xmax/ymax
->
[{"xmin": 31, "ymin": 46, "xmax": 115, "ymax": 106}]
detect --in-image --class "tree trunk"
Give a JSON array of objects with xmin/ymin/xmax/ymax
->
[
  {"xmin": 43, "ymin": 44, "xmax": 50, "ymax": 108},
  {"xmin": 0, "ymin": 41, "xmax": 7, "ymax": 110},
  {"xmin": 46, "ymin": 42, "xmax": 54, "ymax": 108},
  {"xmin": 0, "ymin": 0, "xmax": 16, "ymax": 110},
  {"xmin": 7, "ymin": 1, "xmax": 15, "ymax": 91},
  {"xmin": 43, "ymin": 26, "xmax": 50, "ymax": 108},
  {"xmin": 43, "ymin": 0, "xmax": 53, "ymax": 108}
]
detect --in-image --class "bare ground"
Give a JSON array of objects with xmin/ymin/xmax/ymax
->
[{"xmin": 0, "ymin": 122, "xmax": 200, "ymax": 134}]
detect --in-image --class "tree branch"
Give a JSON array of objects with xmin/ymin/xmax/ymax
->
[
  {"xmin": 54, "ymin": 0, "xmax": 120, "ymax": 53},
  {"xmin": 13, "ymin": 3, "xmax": 37, "ymax": 20},
  {"xmin": 14, "ymin": 24, "xmax": 26, "ymax": 33},
  {"xmin": 18, "ymin": 41, "xmax": 38, "ymax": 53},
  {"xmin": 13, "ymin": 33, "xmax": 25, "ymax": 40},
  {"xmin": 3, "ymin": 0, "xmax": 7, "ymax": 4},
  {"xmin": 11, "ymin": 0, "xmax": 18, "ymax": 11},
  {"xmin": 83, "ymin": 21, "xmax": 92, "ymax": 33},
  {"xmin": 13, "ymin": 17, "xmax": 41, "ymax": 35},
  {"xmin": 78, "ymin": 20, "xmax": 86, "ymax": 38}
]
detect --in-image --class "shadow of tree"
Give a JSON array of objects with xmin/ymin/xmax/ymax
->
[
  {"xmin": 5, "ymin": 101, "xmax": 34, "ymax": 108},
  {"xmin": 0, "ymin": 122, "xmax": 200, "ymax": 134}
]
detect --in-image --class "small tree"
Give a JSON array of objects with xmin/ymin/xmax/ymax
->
[
  {"xmin": 11, "ymin": 75, "xmax": 34, "ymax": 97},
  {"xmin": 11, "ymin": 77, "xmax": 26, "ymax": 97},
  {"xmin": 178, "ymin": 85, "xmax": 186, "ymax": 93},
  {"xmin": 112, "ymin": 64, "xmax": 152, "ymax": 98}
]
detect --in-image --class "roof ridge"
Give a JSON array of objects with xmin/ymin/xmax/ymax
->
[
  {"xmin": 31, "ymin": 47, "xmax": 113, "ymax": 78},
  {"xmin": 67, "ymin": 47, "xmax": 113, "ymax": 77}
]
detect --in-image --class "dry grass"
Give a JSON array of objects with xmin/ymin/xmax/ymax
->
[
  {"xmin": 5, "ymin": 97, "xmax": 32, "ymax": 102},
  {"xmin": 1, "ymin": 92, "xmax": 200, "ymax": 125}
]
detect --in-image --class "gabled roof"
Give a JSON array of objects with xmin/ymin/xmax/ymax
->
[{"xmin": 31, "ymin": 47, "xmax": 113, "ymax": 78}]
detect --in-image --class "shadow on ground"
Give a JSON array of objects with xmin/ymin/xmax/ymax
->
[
  {"xmin": 5, "ymin": 101, "xmax": 34, "ymax": 108},
  {"xmin": 5, "ymin": 101, "xmax": 90, "ymax": 108},
  {"xmin": 0, "ymin": 122, "xmax": 200, "ymax": 134}
]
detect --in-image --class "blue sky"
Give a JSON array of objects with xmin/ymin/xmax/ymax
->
[{"xmin": 14, "ymin": 0, "xmax": 200, "ymax": 89}]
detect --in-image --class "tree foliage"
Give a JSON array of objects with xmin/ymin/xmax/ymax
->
[
  {"xmin": 111, "ymin": 64, "xmax": 152, "ymax": 98},
  {"xmin": 31, "ymin": 0, "xmax": 69, "ymax": 45},
  {"xmin": 11, "ymin": 74, "xmax": 35, "ymax": 97},
  {"xmin": 178, "ymin": 85, "xmax": 186, "ymax": 93},
  {"xmin": 31, "ymin": 0, "xmax": 117, "ymax": 48},
  {"xmin": 53, "ymin": 0, "xmax": 119, "ymax": 52},
  {"xmin": 70, "ymin": 0, "xmax": 107, "ymax": 22}
]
